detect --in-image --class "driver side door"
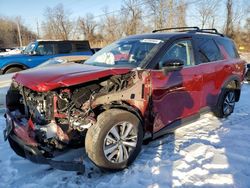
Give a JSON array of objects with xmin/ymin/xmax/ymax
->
[
  {"xmin": 150, "ymin": 38, "xmax": 203, "ymax": 133},
  {"xmin": 27, "ymin": 43, "xmax": 55, "ymax": 68}
]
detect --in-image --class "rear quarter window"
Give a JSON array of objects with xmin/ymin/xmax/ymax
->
[
  {"xmin": 217, "ymin": 39, "xmax": 239, "ymax": 58},
  {"xmin": 72, "ymin": 42, "xmax": 91, "ymax": 52},
  {"xmin": 56, "ymin": 42, "xmax": 72, "ymax": 54},
  {"xmin": 196, "ymin": 38, "xmax": 223, "ymax": 63}
]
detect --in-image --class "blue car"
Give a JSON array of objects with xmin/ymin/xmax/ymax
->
[{"xmin": 0, "ymin": 40, "xmax": 93, "ymax": 74}]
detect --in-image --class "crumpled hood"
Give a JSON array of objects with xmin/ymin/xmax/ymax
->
[{"xmin": 13, "ymin": 63, "xmax": 132, "ymax": 92}]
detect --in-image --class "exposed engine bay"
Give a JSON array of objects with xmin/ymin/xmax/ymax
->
[{"xmin": 6, "ymin": 71, "xmax": 147, "ymax": 156}]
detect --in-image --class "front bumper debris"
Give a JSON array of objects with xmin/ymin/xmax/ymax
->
[{"xmin": 3, "ymin": 110, "xmax": 85, "ymax": 173}]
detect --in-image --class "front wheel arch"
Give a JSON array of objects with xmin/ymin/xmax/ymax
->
[
  {"xmin": 92, "ymin": 102, "xmax": 145, "ymax": 129},
  {"xmin": 85, "ymin": 109, "xmax": 144, "ymax": 171},
  {"xmin": 3, "ymin": 63, "xmax": 28, "ymax": 74}
]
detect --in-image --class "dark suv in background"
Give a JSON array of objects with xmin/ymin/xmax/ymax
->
[{"xmin": 0, "ymin": 40, "xmax": 93, "ymax": 74}]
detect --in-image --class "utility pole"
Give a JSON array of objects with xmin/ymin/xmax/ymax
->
[
  {"xmin": 36, "ymin": 19, "xmax": 40, "ymax": 39},
  {"xmin": 16, "ymin": 18, "xmax": 23, "ymax": 47}
]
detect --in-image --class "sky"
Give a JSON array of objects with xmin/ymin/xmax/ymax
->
[
  {"xmin": 0, "ymin": 0, "xmax": 249, "ymax": 34},
  {"xmin": 0, "ymin": 0, "xmax": 122, "ymax": 31}
]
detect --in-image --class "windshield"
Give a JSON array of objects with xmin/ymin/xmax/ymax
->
[
  {"xmin": 23, "ymin": 42, "xmax": 36, "ymax": 54},
  {"xmin": 85, "ymin": 38, "xmax": 164, "ymax": 68}
]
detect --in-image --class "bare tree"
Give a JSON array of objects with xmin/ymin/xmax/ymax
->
[
  {"xmin": 144, "ymin": 0, "xmax": 187, "ymax": 29},
  {"xmin": 78, "ymin": 13, "xmax": 104, "ymax": 46},
  {"xmin": 144, "ymin": 0, "xmax": 168, "ymax": 28},
  {"xmin": 245, "ymin": 18, "xmax": 250, "ymax": 46},
  {"xmin": 175, "ymin": 0, "xmax": 187, "ymax": 27},
  {"xmin": 224, "ymin": 0, "xmax": 248, "ymax": 39},
  {"xmin": 195, "ymin": 0, "xmax": 220, "ymax": 29},
  {"xmin": 0, "ymin": 16, "xmax": 36, "ymax": 48},
  {"xmin": 99, "ymin": 8, "xmax": 124, "ymax": 44},
  {"xmin": 42, "ymin": 3, "xmax": 73, "ymax": 40},
  {"xmin": 231, "ymin": 17, "xmax": 250, "ymax": 52},
  {"xmin": 78, "ymin": 14, "xmax": 97, "ymax": 41},
  {"xmin": 246, "ymin": 18, "xmax": 250, "ymax": 32},
  {"xmin": 121, "ymin": 0, "xmax": 142, "ymax": 35}
]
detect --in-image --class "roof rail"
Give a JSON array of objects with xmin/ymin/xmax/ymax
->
[
  {"xmin": 152, "ymin": 27, "xmax": 224, "ymax": 37},
  {"xmin": 199, "ymin": 29, "xmax": 224, "ymax": 37},
  {"xmin": 152, "ymin": 27, "xmax": 200, "ymax": 33}
]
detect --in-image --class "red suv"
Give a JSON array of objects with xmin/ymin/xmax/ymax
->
[{"xmin": 3, "ymin": 27, "xmax": 246, "ymax": 171}]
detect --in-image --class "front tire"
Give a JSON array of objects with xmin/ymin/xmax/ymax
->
[
  {"xmin": 85, "ymin": 109, "xmax": 143, "ymax": 171},
  {"xmin": 5, "ymin": 67, "xmax": 23, "ymax": 74}
]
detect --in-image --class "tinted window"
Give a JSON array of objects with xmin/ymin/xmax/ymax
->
[
  {"xmin": 158, "ymin": 39, "xmax": 195, "ymax": 68},
  {"xmin": 196, "ymin": 38, "xmax": 222, "ymax": 63},
  {"xmin": 217, "ymin": 39, "xmax": 239, "ymax": 58},
  {"xmin": 72, "ymin": 42, "xmax": 91, "ymax": 52},
  {"xmin": 57, "ymin": 42, "xmax": 72, "ymax": 54},
  {"xmin": 36, "ymin": 43, "xmax": 54, "ymax": 55}
]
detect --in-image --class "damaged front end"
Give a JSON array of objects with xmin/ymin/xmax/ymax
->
[{"xmin": 4, "ymin": 70, "xmax": 151, "ymax": 171}]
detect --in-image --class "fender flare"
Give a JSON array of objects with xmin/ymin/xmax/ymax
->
[
  {"xmin": 2, "ymin": 62, "xmax": 29, "ymax": 73},
  {"xmin": 94, "ymin": 102, "xmax": 144, "ymax": 127},
  {"xmin": 220, "ymin": 75, "xmax": 241, "ymax": 102},
  {"xmin": 109, "ymin": 103, "xmax": 144, "ymax": 124}
]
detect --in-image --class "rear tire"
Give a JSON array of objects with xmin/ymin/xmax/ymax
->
[
  {"xmin": 5, "ymin": 67, "xmax": 23, "ymax": 74},
  {"xmin": 85, "ymin": 109, "xmax": 143, "ymax": 171},
  {"xmin": 214, "ymin": 88, "xmax": 236, "ymax": 118}
]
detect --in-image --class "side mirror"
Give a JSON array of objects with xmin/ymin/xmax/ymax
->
[{"xmin": 162, "ymin": 59, "xmax": 184, "ymax": 75}]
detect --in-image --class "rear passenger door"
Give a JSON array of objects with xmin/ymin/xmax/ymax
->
[{"xmin": 194, "ymin": 37, "xmax": 225, "ymax": 108}]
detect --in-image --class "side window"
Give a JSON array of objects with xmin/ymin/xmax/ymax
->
[
  {"xmin": 57, "ymin": 42, "xmax": 72, "ymax": 54},
  {"xmin": 196, "ymin": 38, "xmax": 223, "ymax": 63},
  {"xmin": 72, "ymin": 42, "xmax": 91, "ymax": 52},
  {"xmin": 217, "ymin": 39, "xmax": 239, "ymax": 58},
  {"xmin": 159, "ymin": 39, "xmax": 195, "ymax": 69},
  {"xmin": 36, "ymin": 43, "xmax": 54, "ymax": 55}
]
